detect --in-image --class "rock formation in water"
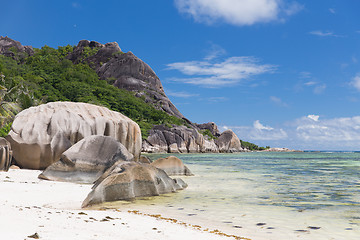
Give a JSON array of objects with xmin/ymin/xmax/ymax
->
[
  {"xmin": 0, "ymin": 137, "xmax": 12, "ymax": 171},
  {"xmin": 82, "ymin": 161, "xmax": 187, "ymax": 207},
  {"xmin": 6, "ymin": 102, "xmax": 142, "ymax": 169},
  {"xmin": 142, "ymin": 124, "xmax": 244, "ymax": 153},
  {"xmin": 39, "ymin": 135, "xmax": 134, "ymax": 183},
  {"xmin": 151, "ymin": 155, "xmax": 193, "ymax": 176},
  {"xmin": 215, "ymin": 129, "xmax": 243, "ymax": 153}
]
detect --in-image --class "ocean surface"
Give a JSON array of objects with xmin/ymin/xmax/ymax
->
[{"xmin": 107, "ymin": 152, "xmax": 360, "ymax": 240}]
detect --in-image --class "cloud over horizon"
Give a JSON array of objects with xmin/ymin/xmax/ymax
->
[
  {"xmin": 221, "ymin": 115, "xmax": 360, "ymax": 150},
  {"xmin": 174, "ymin": 0, "xmax": 302, "ymax": 26},
  {"xmin": 167, "ymin": 56, "xmax": 276, "ymax": 87}
]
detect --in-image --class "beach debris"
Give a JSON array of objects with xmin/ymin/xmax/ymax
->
[
  {"xmin": 127, "ymin": 210, "xmax": 252, "ymax": 240},
  {"xmin": 233, "ymin": 225, "xmax": 242, "ymax": 228},
  {"xmin": 295, "ymin": 229, "xmax": 309, "ymax": 233},
  {"xmin": 27, "ymin": 232, "xmax": 40, "ymax": 239},
  {"xmin": 307, "ymin": 226, "xmax": 321, "ymax": 230},
  {"xmin": 256, "ymin": 223, "xmax": 266, "ymax": 226},
  {"xmin": 78, "ymin": 212, "xmax": 87, "ymax": 215}
]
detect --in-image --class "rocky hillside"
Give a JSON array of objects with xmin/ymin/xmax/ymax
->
[{"xmin": 0, "ymin": 36, "xmax": 250, "ymax": 153}]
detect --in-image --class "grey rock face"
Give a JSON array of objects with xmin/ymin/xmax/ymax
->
[
  {"xmin": 215, "ymin": 129, "xmax": 243, "ymax": 153},
  {"xmin": 151, "ymin": 155, "xmax": 193, "ymax": 176},
  {"xmin": 0, "ymin": 138, "xmax": 12, "ymax": 171},
  {"xmin": 6, "ymin": 102, "xmax": 142, "ymax": 169},
  {"xmin": 82, "ymin": 161, "xmax": 187, "ymax": 207},
  {"xmin": 0, "ymin": 36, "xmax": 34, "ymax": 58},
  {"xmin": 67, "ymin": 40, "xmax": 184, "ymax": 119},
  {"xmin": 39, "ymin": 136, "xmax": 134, "ymax": 183}
]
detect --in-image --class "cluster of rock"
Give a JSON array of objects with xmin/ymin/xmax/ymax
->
[
  {"xmin": 142, "ymin": 124, "xmax": 244, "ymax": 153},
  {"xmin": 2, "ymin": 102, "xmax": 190, "ymax": 207}
]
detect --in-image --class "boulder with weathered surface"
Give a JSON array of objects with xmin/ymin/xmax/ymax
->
[
  {"xmin": 215, "ymin": 129, "xmax": 243, "ymax": 153},
  {"xmin": 151, "ymin": 156, "xmax": 193, "ymax": 176},
  {"xmin": 0, "ymin": 138, "xmax": 12, "ymax": 171},
  {"xmin": 82, "ymin": 161, "xmax": 187, "ymax": 207},
  {"xmin": 6, "ymin": 102, "xmax": 142, "ymax": 170},
  {"xmin": 39, "ymin": 135, "xmax": 134, "ymax": 183}
]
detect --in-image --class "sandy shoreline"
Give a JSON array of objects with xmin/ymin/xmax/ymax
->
[{"xmin": 0, "ymin": 169, "xmax": 243, "ymax": 240}]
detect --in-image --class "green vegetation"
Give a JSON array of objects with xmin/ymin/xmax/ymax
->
[
  {"xmin": 241, "ymin": 140, "xmax": 270, "ymax": 151},
  {"xmin": 200, "ymin": 129, "xmax": 217, "ymax": 140},
  {"xmin": 0, "ymin": 122, "xmax": 12, "ymax": 137},
  {"xmin": 0, "ymin": 45, "xmax": 185, "ymax": 138}
]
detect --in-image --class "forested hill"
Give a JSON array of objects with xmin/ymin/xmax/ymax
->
[{"xmin": 0, "ymin": 36, "xmax": 185, "ymax": 138}]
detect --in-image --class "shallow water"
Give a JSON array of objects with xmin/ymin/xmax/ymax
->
[{"xmin": 107, "ymin": 152, "xmax": 360, "ymax": 240}]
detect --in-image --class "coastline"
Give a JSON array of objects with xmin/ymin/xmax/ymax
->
[{"xmin": 0, "ymin": 169, "xmax": 243, "ymax": 240}]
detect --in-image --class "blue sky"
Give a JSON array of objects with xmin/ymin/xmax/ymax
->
[{"xmin": 2, "ymin": 0, "xmax": 360, "ymax": 150}]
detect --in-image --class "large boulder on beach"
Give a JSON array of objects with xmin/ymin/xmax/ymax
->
[
  {"xmin": 151, "ymin": 156, "xmax": 193, "ymax": 176},
  {"xmin": 39, "ymin": 135, "xmax": 134, "ymax": 183},
  {"xmin": 215, "ymin": 129, "xmax": 243, "ymax": 153},
  {"xmin": 6, "ymin": 102, "xmax": 142, "ymax": 169},
  {"xmin": 0, "ymin": 138, "xmax": 12, "ymax": 171},
  {"xmin": 82, "ymin": 161, "xmax": 187, "ymax": 207}
]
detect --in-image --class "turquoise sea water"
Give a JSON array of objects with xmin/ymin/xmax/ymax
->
[{"xmin": 111, "ymin": 152, "xmax": 360, "ymax": 240}]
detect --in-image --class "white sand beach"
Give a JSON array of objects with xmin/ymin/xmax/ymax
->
[{"xmin": 0, "ymin": 169, "xmax": 238, "ymax": 240}]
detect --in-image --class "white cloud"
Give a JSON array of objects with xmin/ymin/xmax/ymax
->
[
  {"xmin": 221, "ymin": 115, "xmax": 360, "ymax": 150},
  {"xmin": 304, "ymin": 81, "xmax": 316, "ymax": 86},
  {"xmin": 329, "ymin": 8, "xmax": 336, "ymax": 14},
  {"xmin": 313, "ymin": 83, "xmax": 326, "ymax": 94},
  {"xmin": 204, "ymin": 43, "xmax": 226, "ymax": 61},
  {"xmin": 309, "ymin": 30, "xmax": 335, "ymax": 37},
  {"xmin": 208, "ymin": 96, "xmax": 228, "ymax": 102},
  {"xmin": 165, "ymin": 89, "xmax": 199, "ymax": 98},
  {"xmin": 270, "ymin": 96, "xmax": 288, "ymax": 107},
  {"xmin": 167, "ymin": 56, "xmax": 275, "ymax": 87},
  {"xmin": 295, "ymin": 116, "xmax": 360, "ymax": 142},
  {"xmin": 224, "ymin": 121, "xmax": 287, "ymax": 141},
  {"xmin": 307, "ymin": 114, "xmax": 319, "ymax": 121},
  {"xmin": 254, "ymin": 120, "xmax": 273, "ymax": 130},
  {"xmin": 309, "ymin": 30, "xmax": 344, "ymax": 38},
  {"xmin": 351, "ymin": 74, "xmax": 360, "ymax": 91},
  {"xmin": 174, "ymin": 0, "xmax": 302, "ymax": 26}
]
